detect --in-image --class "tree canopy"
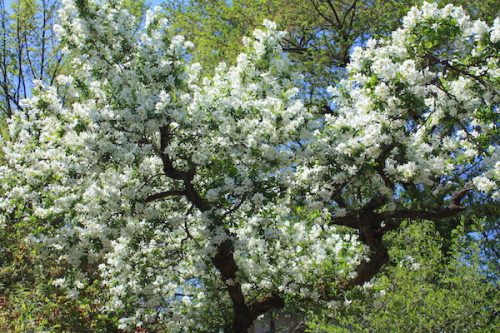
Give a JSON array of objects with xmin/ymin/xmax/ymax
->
[{"xmin": 0, "ymin": 1, "xmax": 498, "ymax": 332}]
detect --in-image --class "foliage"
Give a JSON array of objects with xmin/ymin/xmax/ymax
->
[
  {"xmin": 307, "ymin": 221, "xmax": 499, "ymax": 332},
  {"xmin": 0, "ymin": 190, "xmax": 121, "ymax": 332}
]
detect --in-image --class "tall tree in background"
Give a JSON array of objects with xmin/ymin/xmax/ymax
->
[{"xmin": 0, "ymin": 0, "xmax": 62, "ymax": 117}]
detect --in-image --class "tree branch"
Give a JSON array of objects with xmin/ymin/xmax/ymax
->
[
  {"xmin": 249, "ymin": 293, "xmax": 285, "ymax": 320},
  {"xmin": 381, "ymin": 187, "xmax": 472, "ymax": 226},
  {"xmin": 157, "ymin": 125, "xmax": 195, "ymax": 181},
  {"xmin": 339, "ymin": 225, "xmax": 388, "ymax": 289},
  {"xmin": 144, "ymin": 190, "xmax": 186, "ymax": 203},
  {"xmin": 154, "ymin": 125, "xmax": 254, "ymax": 331},
  {"xmin": 335, "ymin": 188, "xmax": 472, "ymax": 290}
]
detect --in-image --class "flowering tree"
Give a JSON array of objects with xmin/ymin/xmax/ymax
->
[{"xmin": 0, "ymin": 1, "xmax": 498, "ymax": 332}]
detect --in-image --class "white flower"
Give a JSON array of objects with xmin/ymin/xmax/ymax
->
[
  {"xmin": 473, "ymin": 176, "xmax": 496, "ymax": 193},
  {"xmin": 470, "ymin": 20, "xmax": 489, "ymax": 41},
  {"xmin": 206, "ymin": 188, "xmax": 220, "ymax": 202},
  {"xmin": 52, "ymin": 278, "xmax": 66, "ymax": 287},
  {"xmin": 491, "ymin": 18, "xmax": 500, "ymax": 43}
]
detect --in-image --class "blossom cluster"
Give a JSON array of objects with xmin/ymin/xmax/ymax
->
[{"xmin": 297, "ymin": 1, "xmax": 499, "ymax": 216}]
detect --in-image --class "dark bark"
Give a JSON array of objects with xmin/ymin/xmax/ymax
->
[
  {"xmin": 1, "ymin": 1, "xmax": 12, "ymax": 117},
  {"xmin": 144, "ymin": 189, "xmax": 186, "ymax": 202},
  {"xmin": 340, "ymin": 223, "xmax": 389, "ymax": 289}
]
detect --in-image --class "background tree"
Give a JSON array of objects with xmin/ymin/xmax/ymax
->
[
  {"xmin": 308, "ymin": 220, "xmax": 499, "ymax": 332},
  {"xmin": 0, "ymin": 0, "xmax": 62, "ymax": 117}
]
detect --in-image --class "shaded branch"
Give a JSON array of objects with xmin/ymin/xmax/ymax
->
[
  {"xmin": 381, "ymin": 187, "xmax": 472, "ymax": 228},
  {"xmin": 335, "ymin": 188, "xmax": 472, "ymax": 290},
  {"xmin": 154, "ymin": 125, "xmax": 253, "ymax": 331},
  {"xmin": 339, "ymin": 226, "xmax": 388, "ymax": 289},
  {"xmin": 157, "ymin": 125, "xmax": 195, "ymax": 181},
  {"xmin": 144, "ymin": 190, "xmax": 186, "ymax": 203},
  {"xmin": 382, "ymin": 206, "xmax": 465, "ymax": 222},
  {"xmin": 211, "ymin": 239, "xmax": 254, "ymax": 332},
  {"xmin": 221, "ymin": 195, "xmax": 247, "ymax": 220},
  {"xmin": 249, "ymin": 293, "xmax": 285, "ymax": 320}
]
